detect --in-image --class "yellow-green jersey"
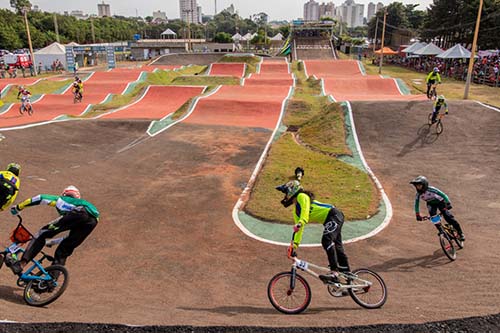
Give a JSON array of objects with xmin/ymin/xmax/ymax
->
[
  {"xmin": 0, "ymin": 170, "xmax": 20, "ymax": 211},
  {"xmin": 292, "ymin": 192, "xmax": 334, "ymax": 247},
  {"xmin": 426, "ymin": 71, "xmax": 441, "ymax": 84}
]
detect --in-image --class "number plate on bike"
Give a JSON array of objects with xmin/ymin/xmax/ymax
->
[
  {"xmin": 297, "ymin": 260, "xmax": 309, "ymax": 270},
  {"xmin": 8, "ymin": 244, "xmax": 21, "ymax": 253},
  {"xmin": 430, "ymin": 215, "xmax": 441, "ymax": 224}
]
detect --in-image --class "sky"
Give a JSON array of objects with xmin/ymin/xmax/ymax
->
[{"xmin": 0, "ymin": 0, "xmax": 434, "ymax": 21}]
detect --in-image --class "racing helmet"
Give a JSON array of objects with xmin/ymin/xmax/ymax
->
[
  {"xmin": 62, "ymin": 185, "xmax": 81, "ymax": 199},
  {"xmin": 7, "ymin": 163, "xmax": 20, "ymax": 176},
  {"xmin": 433, "ymin": 67, "xmax": 439, "ymax": 73},
  {"xmin": 437, "ymin": 95, "xmax": 445, "ymax": 102},
  {"xmin": 276, "ymin": 180, "xmax": 303, "ymax": 207},
  {"xmin": 410, "ymin": 176, "xmax": 428, "ymax": 193}
]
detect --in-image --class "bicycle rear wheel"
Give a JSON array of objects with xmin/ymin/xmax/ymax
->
[
  {"xmin": 436, "ymin": 120, "xmax": 443, "ymax": 134},
  {"xmin": 24, "ymin": 265, "xmax": 69, "ymax": 307},
  {"xmin": 267, "ymin": 271, "xmax": 311, "ymax": 314},
  {"xmin": 348, "ymin": 268, "xmax": 387, "ymax": 309},
  {"xmin": 27, "ymin": 105, "xmax": 33, "ymax": 116},
  {"xmin": 439, "ymin": 233, "xmax": 456, "ymax": 261}
]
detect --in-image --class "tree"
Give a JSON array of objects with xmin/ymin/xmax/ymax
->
[
  {"xmin": 214, "ymin": 32, "xmax": 232, "ymax": 43},
  {"xmin": 10, "ymin": 0, "xmax": 31, "ymax": 14}
]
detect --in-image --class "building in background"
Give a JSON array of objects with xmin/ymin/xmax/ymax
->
[
  {"xmin": 367, "ymin": 2, "xmax": 376, "ymax": 22},
  {"xmin": 336, "ymin": 0, "xmax": 364, "ymax": 28},
  {"xmin": 152, "ymin": 10, "xmax": 168, "ymax": 24},
  {"xmin": 97, "ymin": 1, "xmax": 111, "ymax": 17},
  {"xmin": 304, "ymin": 0, "xmax": 319, "ymax": 21},
  {"xmin": 376, "ymin": 2, "xmax": 384, "ymax": 13},
  {"xmin": 319, "ymin": 2, "xmax": 335, "ymax": 19},
  {"xmin": 179, "ymin": 0, "xmax": 201, "ymax": 24},
  {"xmin": 70, "ymin": 10, "xmax": 89, "ymax": 20}
]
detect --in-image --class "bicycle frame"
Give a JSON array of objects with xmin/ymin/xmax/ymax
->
[{"xmin": 289, "ymin": 256, "xmax": 372, "ymax": 292}]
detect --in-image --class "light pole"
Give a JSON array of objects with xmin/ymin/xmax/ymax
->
[
  {"xmin": 22, "ymin": 6, "xmax": 36, "ymax": 75},
  {"xmin": 372, "ymin": 16, "xmax": 379, "ymax": 55},
  {"xmin": 378, "ymin": 8, "xmax": 387, "ymax": 74},
  {"xmin": 464, "ymin": 0, "xmax": 484, "ymax": 99}
]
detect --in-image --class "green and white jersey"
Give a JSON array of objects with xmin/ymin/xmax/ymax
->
[
  {"xmin": 18, "ymin": 194, "xmax": 100, "ymax": 218},
  {"xmin": 414, "ymin": 186, "xmax": 450, "ymax": 214}
]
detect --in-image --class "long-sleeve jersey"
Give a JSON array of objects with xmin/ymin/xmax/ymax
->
[
  {"xmin": 426, "ymin": 71, "xmax": 441, "ymax": 83},
  {"xmin": 17, "ymin": 194, "xmax": 100, "ymax": 219},
  {"xmin": 414, "ymin": 186, "xmax": 450, "ymax": 213},
  {"xmin": 0, "ymin": 171, "xmax": 20, "ymax": 210},
  {"xmin": 292, "ymin": 192, "xmax": 334, "ymax": 247},
  {"xmin": 433, "ymin": 99, "xmax": 448, "ymax": 112}
]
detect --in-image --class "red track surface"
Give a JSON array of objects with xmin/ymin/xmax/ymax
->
[
  {"xmin": 208, "ymin": 63, "xmax": 245, "ymax": 77},
  {"xmin": 0, "ymin": 77, "xmax": 41, "ymax": 94},
  {"xmin": 0, "ymin": 71, "xmax": 144, "ymax": 128},
  {"xmin": 305, "ymin": 59, "xmax": 426, "ymax": 101},
  {"xmin": 305, "ymin": 59, "xmax": 364, "ymax": 78},
  {"xmin": 101, "ymin": 86, "xmax": 205, "ymax": 119},
  {"xmin": 185, "ymin": 59, "xmax": 292, "ymax": 129}
]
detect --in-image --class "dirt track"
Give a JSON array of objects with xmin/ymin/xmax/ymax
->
[{"xmin": 0, "ymin": 99, "xmax": 499, "ymax": 331}]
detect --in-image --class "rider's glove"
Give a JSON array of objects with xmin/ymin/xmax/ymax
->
[
  {"xmin": 445, "ymin": 202, "xmax": 452, "ymax": 210},
  {"xmin": 445, "ymin": 111, "xmax": 449, "ymax": 115},
  {"xmin": 416, "ymin": 213, "xmax": 423, "ymax": 222},
  {"xmin": 10, "ymin": 205, "xmax": 20, "ymax": 215},
  {"xmin": 293, "ymin": 223, "xmax": 302, "ymax": 232}
]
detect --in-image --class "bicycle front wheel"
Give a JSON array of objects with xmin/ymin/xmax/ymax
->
[
  {"xmin": 439, "ymin": 233, "xmax": 456, "ymax": 261},
  {"xmin": 436, "ymin": 120, "xmax": 443, "ymax": 134},
  {"xmin": 24, "ymin": 265, "xmax": 69, "ymax": 307},
  {"xmin": 267, "ymin": 271, "xmax": 311, "ymax": 314},
  {"xmin": 428, "ymin": 113, "xmax": 433, "ymax": 126},
  {"xmin": 348, "ymin": 268, "xmax": 387, "ymax": 309}
]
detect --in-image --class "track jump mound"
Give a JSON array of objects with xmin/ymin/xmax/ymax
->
[
  {"xmin": 208, "ymin": 63, "xmax": 246, "ymax": 77},
  {"xmin": 152, "ymin": 53, "xmax": 224, "ymax": 66},
  {"xmin": 244, "ymin": 73, "xmax": 294, "ymax": 87},
  {"xmin": 259, "ymin": 59, "xmax": 290, "ymax": 74},
  {"xmin": 101, "ymin": 86, "xmax": 205, "ymax": 119},
  {"xmin": 184, "ymin": 85, "xmax": 291, "ymax": 129},
  {"xmin": 325, "ymin": 77, "xmax": 426, "ymax": 101},
  {"xmin": 304, "ymin": 59, "xmax": 364, "ymax": 77}
]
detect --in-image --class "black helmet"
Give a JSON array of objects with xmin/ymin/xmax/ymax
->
[
  {"xmin": 294, "ymin": 167, "xmax": 304, "ymax": 180},
  {"xmin": 410, "ymin": 175, "xmax": 428, "ymax": 193},
  {"xmin": 7, "ymin": 163, "xmax": 20, "ymax": 176},
  {"xmin": 276, "ymin": 180, "xmax": 303, "ymax": 207}
]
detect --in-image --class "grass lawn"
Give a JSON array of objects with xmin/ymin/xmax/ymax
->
[{"xmin": 244, "ymin": 61, "xmax": 379, "ymax": 222}]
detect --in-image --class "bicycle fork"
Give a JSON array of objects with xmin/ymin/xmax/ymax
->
[{"xmin": 289, "ymin": 266, "xmax": 297, "ymax": 291}]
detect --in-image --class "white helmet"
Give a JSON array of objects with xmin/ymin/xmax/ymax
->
[{"xmin": 62, "ymin": 185, "xmax": 81, "ymax": 199}]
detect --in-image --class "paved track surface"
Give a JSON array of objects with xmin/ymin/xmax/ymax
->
[
  {"xmin": 304, "ymin": 59, "xmax": 426, "ymax": 101},
  {"xmin": 208, "ymin": 63, "xmax": 246, "ymax": 77},
  {"xmin": 101, "ymin": 86, "xmax": 205, "ymax": 119},
  {"xmin": 1, "ymin": 100, "xmax": 498, "ymax": 329}
]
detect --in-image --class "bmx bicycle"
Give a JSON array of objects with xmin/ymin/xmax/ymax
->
[
  {"xmin": 73, "ymin": 91, "xmax": 82, "ymax": 103},
  {"xmin": 427, "ymin": 82, "xmax": 438, "ymax": 100},
  {"xmin": 428, "ymin": 111, "xmax": 445, "ymax": 135},
  {"xmin": 423, "ymin": 214, "xmax": 464, "ymax": 261},
  {"xmin": 267, "ymin": 233, "xmax": 387, "ymax": 314},
  {"xmin": 0, "ymin": 215, "xmax": 69, "ymax": 306},
  {"xmin": 19, "ymin": 98, "xmax": 33, "ymax": 116}
]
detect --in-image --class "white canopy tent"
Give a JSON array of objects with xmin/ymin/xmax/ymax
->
[
  {"xmin": 34, "ymin": 42, "xmax": 66, "ymax": 70},
  {"xmin": 160, "ymin": 28, "xmax": 177, "ymax": 40},
  {"xmin": 437, "ymin": 44, "xmax": 472, "ymax": 59},
  {"xmin": 271, "ymin": 33, "xmax": 284, "ymax": 41},
  {"xmin": 413, "ymin": 42, "xmax": 444, "ymax": 56},
  {"xmin": 402, "ymin": 42, "xmax": 427, "ymax": 54}
]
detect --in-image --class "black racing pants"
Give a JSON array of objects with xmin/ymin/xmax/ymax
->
[
  {"xmin": 426, "ymin": 79, "xmax": 436, "ymax": 97},
  {"xmin": 427, "ymin": 201, "xmax": 463, "ymax": 235},
  {"xmin": 322, "ymin": 208, "xmax": 350, "ymax": 272},
  {"xmin": 22, "ymin": 208, "xmax": 98, "ymax": 266},
  {"xmin": 431, "ymin": 105, "xmax": 442, "ymax": 123}
]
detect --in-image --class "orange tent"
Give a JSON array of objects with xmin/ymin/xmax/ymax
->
[{"xmin": 374, "ymin": 47, "xmax": 398, "ymax": 55}]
